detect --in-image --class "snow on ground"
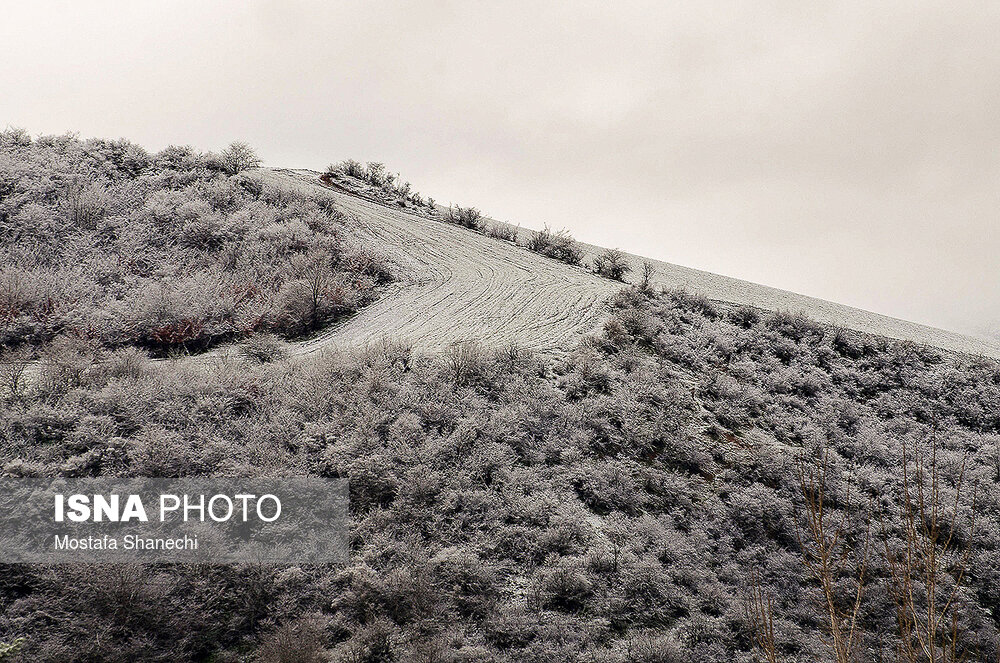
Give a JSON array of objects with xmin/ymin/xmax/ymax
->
[
  {"xmin": 571, "ymin": 240, "xmax": 1000, "ymax": 360},
  {"xmin": 264, "ymin": 169, "xmax": 1000, "ymax": 360},
  {"xmin": 263, "ymin": 169, "xmax": 619, "ymax": 358}
]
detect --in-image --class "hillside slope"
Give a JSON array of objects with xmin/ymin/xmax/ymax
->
[
  {"xmin": 261, "ymin": 169, "xmax": 619, "ymax": 358},
  {"xmin": 267, "ymin": 169, "xmax": 1000, "ymax": 360},
  {"xmin": 570, "ymin": 239, "xmax": 1000, "ymax": 360},
  {"xmin": 5, "ymin": 287, "xmax": 999, "ymax": 662}
]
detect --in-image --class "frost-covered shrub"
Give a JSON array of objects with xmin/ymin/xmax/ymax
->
[
  {"xmin": 365, "ymin": 161, "xmax": 386, "ymax": 187},
  {"xmin": 239, "ymin": 333, "xmax": 286, "ymax": 363},
  {"xmin": 447, "ymin": 205, "xmax": 484, "ymax": 231},
  {"xmin": 727, "ymin": 304, "xmax": 760, "ymax": 328},
  {"xmin": 332, "ymin": 158, "xmax": 365, "ymax": 178},
  {"xmin": 444, "ymin": 340, "xmax": 485, "ymax": 386},
  {"xmin": 526, "ymin": 225, "xmax": 584, "ymax": 265},
  {"xmin": 593, "ymin": 248, "xmax": 632, "ymax": 281},
  {"xmin": 38, "ymin": 334, "xmax": 100, "ymax": 396},
  {"xmin": 539, "ymin": 563, "xmax": 593, "ymax": 612},
  {"xmin": 218, "ymin": 141, "xmax": 261, "ymax": 174},
  {"xmin": 486, "ymin": 222, "xmax": 518, "ymax": 242},
  {"xmin": 255, "ymin": 617, "xmax": 327, "ymax": 663}
]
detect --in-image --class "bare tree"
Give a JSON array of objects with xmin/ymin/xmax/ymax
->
[
  {"xmin": 640, "ymin": 259, "xmax": 656, "ymax": 292},
  {"xmin": 745, "ymin": 568, "xmax": 779, "ymax": 663},
  {"xmin": 795, "ymin": 447, "xmax": 870, "ymax": 663},
  {"xmin": 883, "ymin": 431, "xmax": 977, "ymax": 663},
  {"xmin": 290, "ymin": 252, "xmax": 334, "ymax": 331}
]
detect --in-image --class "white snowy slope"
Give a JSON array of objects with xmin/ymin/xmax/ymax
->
[{"xmin": 260, "ymin": 169, "xmax": 1000, "ymax": 360}]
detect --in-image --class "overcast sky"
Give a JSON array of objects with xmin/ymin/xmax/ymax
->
[{"xmin": 2, "ymin": 1, "xmax": 998, "ymax": 337}]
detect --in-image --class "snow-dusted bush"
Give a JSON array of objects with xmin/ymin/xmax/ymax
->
[
  {"xmin": 486, "ymin": 222, "xmax": 518, "ymax": 242},
  {"xmin": 330, "ymin": 158, "xmax": 364, "ymax": 178},
  {"xmin": 447, "ymin": 205, "xmax": 484, "ymax": 231},
  {"xmin": 526, "ymin": 225, "xmax": 584, "ymax": 265},
  {"xmin": 592, "ymin": 247, "xmax": 631, "ymax": 281},
  {"xmin": 239, "ymin": 333, "xmax": 286, "ymax": 363},
  {"xmin": 218, "ymin": 140, "xmax": 261, "ymax": 174}
]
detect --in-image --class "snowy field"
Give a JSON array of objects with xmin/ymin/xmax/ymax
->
[{"xmin": 261, "ymin": 169, "xmax": 1000, "ymax": 361}]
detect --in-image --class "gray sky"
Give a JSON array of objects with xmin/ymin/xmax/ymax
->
[{"xmin": 2, "ymin": 1, "xmax": 998, "ymax": 338}]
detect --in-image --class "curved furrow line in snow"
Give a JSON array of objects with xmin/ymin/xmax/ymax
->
[{"xmin": 260, "ymin": 170, "xmax": 619, "ymax": 356}]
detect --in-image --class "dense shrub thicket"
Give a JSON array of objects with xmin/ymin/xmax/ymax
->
[
  {"xmin": 0, "ymin": 131, "xmax": 390, "ymax": 354},
  {"xmin": 1, "ymin": 287, "xmax": 999, "ymax": 662}
]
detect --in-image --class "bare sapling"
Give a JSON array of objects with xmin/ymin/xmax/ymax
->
[
  {"xmin": 795, "ymin": 447, "xmax": 871, "ymax": 663},
  {"xmin": 883, "ymin": 430, "xmax": 977, "ymax": 663},
  {"xmin": 745, "ymin": 567, "xmax": 779, "ymax": 663}
]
